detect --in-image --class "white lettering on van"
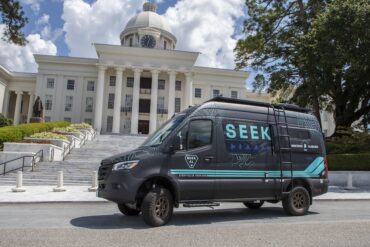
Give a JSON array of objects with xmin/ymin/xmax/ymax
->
[
  {"xmin": 261, "ymin": 126, "xmax": 271, "ymax": 140},
  {"xmin": 225, "ymin": 124, "xmax": 236, "ymax": 138},
  {"xmin": 239, "ymin": 125, "xmax": 248, "ymax": 139}
]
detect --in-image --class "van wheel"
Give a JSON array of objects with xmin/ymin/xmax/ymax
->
[
  {"xmin": 118, "ymin": 203, "xmax": 140, "ymax": 216},
  {"xmin": 141, "ymin": 187, "xmax": 173, "ymax": 227},
  {"xmin": 282, "ymin": 186, "xmax": 310, "ymax": 216},
  {"xmin": 243, "ymin": 200, "xmax": 264, "ymax": 209}
]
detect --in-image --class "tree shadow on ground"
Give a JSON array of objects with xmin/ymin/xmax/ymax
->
[{"xmin": 70, "ymin": 206, "xmax": 319, "ymax": 230}]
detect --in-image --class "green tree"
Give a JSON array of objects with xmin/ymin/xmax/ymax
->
[
  {"xmin": 235, "ymin": 0, "xmax": 370, "ymax": 134},
  {"xmin": 0, "ymin": 0, "xmax": 28, "ymax": 45},
  {"xmin": 298, "ymin": 0, "xmax": 370, "ymax": 130}
]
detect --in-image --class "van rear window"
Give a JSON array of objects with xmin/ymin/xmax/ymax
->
[{"xmin": 289, "ymin": 129, "xmax": 310, "ymax": 140}]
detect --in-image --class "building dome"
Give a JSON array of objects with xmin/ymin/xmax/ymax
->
[
  {"xmin": 124, "ymin": 11, "xmax": 173, "ymax": 34},
  {"xmin": 120, "ymin": 2, "xmax": 176, "ymax": 50}
]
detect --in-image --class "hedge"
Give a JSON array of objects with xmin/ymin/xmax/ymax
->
[
  {"xmin": 328, "ymin": 153, "xmax": 370, "ymax": 171},
  {"xmin": 0, "ymin": 121, "xmax": 70, "ymax": 149}
]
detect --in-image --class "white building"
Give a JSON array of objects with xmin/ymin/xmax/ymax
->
[{"xmin": 0, "ymin": 2, "xmax": 276, "ymax": 134}]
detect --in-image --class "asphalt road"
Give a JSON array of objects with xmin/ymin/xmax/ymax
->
[{"xmin": 1, "ymin": 201, "xmax": 370, "ymax": 247}]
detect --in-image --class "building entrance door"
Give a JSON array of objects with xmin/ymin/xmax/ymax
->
[{"xmin": 138, "ymin": 120, "xmax": 149, "ymax": 134}]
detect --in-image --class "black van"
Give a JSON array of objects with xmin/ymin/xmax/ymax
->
[{"xmin": 98, "ymin": 97, "xmax": 329, "ymax": 227}]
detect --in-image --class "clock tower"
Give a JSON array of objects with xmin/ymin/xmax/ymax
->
[{"xmin": 120, "ymin": 2, "xmax": 177, "ymax": 50}]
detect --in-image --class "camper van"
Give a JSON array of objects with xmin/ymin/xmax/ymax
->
[{"xmin": 98, "ymin": 97, "xmax": 329, "ymax": 227}]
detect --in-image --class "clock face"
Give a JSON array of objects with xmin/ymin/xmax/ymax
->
[{"xmin": 141, "ymin": 35, "xmax": 156, "ymax": 48}]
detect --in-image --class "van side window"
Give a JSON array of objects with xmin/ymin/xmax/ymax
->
[
  {"xmin": 176, "ymin": 126, "xmax": 188, "ymax": 150},
  {"xmin": 188, "ymin": 120, "xmax": 212, "ymax": 149},
  {"xmin": 289, "ymin": 129, "xmax": 310, "ymax": 140}
]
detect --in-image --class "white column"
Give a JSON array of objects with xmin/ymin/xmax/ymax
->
[
  {"xmin": 112, "ymin": 67, "xmax": 124, "ymax": 134},
  {"xmin": 27, "ymin": 92, "xmax": 35, "ymax": 123},
  {"xmin": 149, "ymin": 70, "xmax": 159, "ymax": 134},
  {"xmin": 94, "ymin": 65, "xmax": 107, "ymax": 133},
  {"xmin": 2, "ymin": 89, "xmax": 10, "ymax": 117},
  {"xmin": 185, "ymin": 72, "xmax": 193, "ymax": 108},
  {"xmin": 131, "ymin": 68, "xmax": 142, "ymax": 134},
  {"xmin": 14, "ymin": 91, "xmax": 23, "ymax": 125},
  {"xmin": 167, "ymin": 71, "xmax": 176, "ymax": 119}
]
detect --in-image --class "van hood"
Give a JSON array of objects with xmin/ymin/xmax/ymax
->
[{"xmin": 100, "ymin": 146, "xmax": 158, "ymax": 165}]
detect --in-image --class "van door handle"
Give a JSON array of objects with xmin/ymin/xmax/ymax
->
[{"xmin": 204, "ymin": 156, "xmax": 214, "ymax": 162}]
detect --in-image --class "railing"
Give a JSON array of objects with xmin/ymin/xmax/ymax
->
[
  {"xmin": 140, "ymin": 88, "xmax": 151, "ymax": 94},
  {"xmin": 0, "ymin": 149, "xmax": 43, "ymax": 176},
  {"xmin": 121, "ymin": 106, "xmax": 132, "ymax": 113},
  {"xmin": 157, "ymin": 108, "xmax": 168, "ymax": 114},
  {"xmin": 62, "ymin": 139, "xmax": 75, "ymax": 160}
]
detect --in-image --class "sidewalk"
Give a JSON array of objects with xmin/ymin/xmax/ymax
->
[{"xmin": 1, "ymin": 186, "xmax": 370, "ymax": 203}]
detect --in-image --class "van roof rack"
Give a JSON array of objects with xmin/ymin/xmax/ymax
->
[{"xmin": 207, "ymin": 96, "xmax": 311, "ymax": 113}]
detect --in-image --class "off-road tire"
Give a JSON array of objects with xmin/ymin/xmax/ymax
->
[
  {"xmin": 118, "ymin": 203, "xmax": 140, "ymax": 216},
  {"xmin": 243, "ymin": 200, "xmax": 264, "ymax": 209},
  {"xmin": 282, "ymin": 186, "xmax": 310, "ymax": 216},
  {"xmin": 141, "ymin": 187, "xmax": 173, "ymax": 227}
]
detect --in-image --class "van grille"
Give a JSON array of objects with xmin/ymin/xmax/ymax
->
[{"xmin": 98, "ymin": 163, "xmax": 112, "ymax": 181}]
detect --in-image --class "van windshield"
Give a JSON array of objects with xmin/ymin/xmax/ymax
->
[{"xmin": 141, "ymin": 114, "xmax": 186, "ymax": 147}]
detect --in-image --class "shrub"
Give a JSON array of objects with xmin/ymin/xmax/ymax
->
[
  {"xmin": 30, "ymin": 132, "xmax": 69, "ymax": 141},
  {"xmin": 70, "ymin": 123, "xmax": 92, "ymax": 129},
  {"xmin": 0, "ymin": 121, "xmax": 70, "ymax": 149},
  {"xmin": 326, "ymin": 129, "xmax": 370, "ymax": 154},
  {"xmin": 328, "ymin": 153, "xmax": 370, "ymax": 171},
  {"xmin": 53, "ymin": 127, "xmax": 79, "ymax": 133},
  {"xmin": 0, "ymin": 114, "xmax": 12, "ymax": 127}
]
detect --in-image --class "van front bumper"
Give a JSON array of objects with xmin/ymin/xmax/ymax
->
[{"xmin": 97, "ymin": 170, "xmax": 143, "ymax": 204}]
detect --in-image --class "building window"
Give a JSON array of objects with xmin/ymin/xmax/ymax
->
[
  {"xmin": 129, "ymin": 38, "xmax": 133, "ymax": 47},
  {"xmin": 231, "ymin": 90, "xmax": 238, "ymax": 99},
  {"xmin": 108, "ymin": 93, "xmax": 115, "ymax": 109},
  {"xmin": 44, "ymin": 116, "xmax": 51, "ymax": 122},
  {"xmin": 213, "ymin": 89, "xmax": 220, "ymax": 97},
  {"xmin": 195, "ymin": 88, "xmax": 202, "ymax": 98},
  {"xmin": 65, "ymin": 96, "xmax": 73, "ymax": 112},
  {"xmin": 158, "ymin": 80, "xmax": 165, "ymax": 90},
  {"xmin": 67, "ymin": 80, "xmax": 75, "ymax": 90},
  {"xmin": 85, "ymin": 97, "xmax": 93, "ymax": 113},
  {"xmin": 127, "ymin": 77, "xmax": 134, "ymax": 87},
  {"xmin": 125, "ymin": 94, "xmax": 133, "ymax": 107},
  {"xmin": 175, "ymin": 81, "xmax": 181, "ymax": 91},
  {"xmin": 64, "ymin": 117, "xmax": 71, "ymax": 122},
  {"xmin": 164, "ymin": 41, "xmax": 167, "ymax": 50},
  {"xmin": 45, "ymin": 95, "xmax": 53, "ymax": 110},
  {"xmin": 175, "ymin": 98, "xmax": 181, "ymax": 113},
  {"xmin": 109, "ymin": 76, "xmax": 116, "ymax": 86},
  {"xmin": 84, "ymin": 119, "xmax": 92, "ymax": 125},
  {"xmin": 106, "ymin": 116, "xmax": 113, "ymax": 132},
  {"xmin": 47, "ymin": 78, "xmax": 55, "ymax": 89},
  {"xmin": 87, "ymin": 81, "xmax": 95, "ymax": 91},
  {"xmin": 157, "ymin": 96, "xmax": 165, "ymax": 110}
]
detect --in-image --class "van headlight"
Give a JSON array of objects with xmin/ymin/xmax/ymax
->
[{"xmin": 112, "ymin": 160, "xmax": 139, "ymax": 171}]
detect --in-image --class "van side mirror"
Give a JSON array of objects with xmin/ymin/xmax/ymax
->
[{"xmin": 168, "ymin": 135, "xmax": 181, "ymax": 154}]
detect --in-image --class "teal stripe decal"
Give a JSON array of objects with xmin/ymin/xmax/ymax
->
[{"xmin": 170, "ymin": 156, "xmax": 324, "ymax": 178}]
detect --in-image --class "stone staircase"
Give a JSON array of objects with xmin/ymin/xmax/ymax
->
[{"xmin": 0, "ymin": 135, "xmax": 147, "ymax": 186}]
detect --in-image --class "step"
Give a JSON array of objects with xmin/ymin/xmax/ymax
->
[{"xmin": 183, "ymin": 202, "xmax": 220, "ymax": 208}]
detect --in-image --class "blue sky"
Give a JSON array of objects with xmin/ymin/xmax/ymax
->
[{"xmin": 21, "ymin": 0, "xmax": 178, "ymax": 56}]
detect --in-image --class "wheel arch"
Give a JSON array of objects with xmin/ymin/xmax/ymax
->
[
  {"xmin": 286, "ymin": 178, "xmax": 313, "ymax": 204},
  {"xmin": 135, "ymin": 175, "xmax": 179, "ymax": 207}
]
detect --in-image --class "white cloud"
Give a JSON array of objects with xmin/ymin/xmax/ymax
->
[
  {"xmin": 36, "ymin": 14, "xmax": 50, "ymax": 26},
  {"xmin": 0, "ymin": 25, "xmax": 57, "ymax": 72},
  {"xmin": 62, "ymin": 0, "xmax": 146, "ymax": 57},
  {"xmin": 61, "ymin": 0, "xmax": 245, "ymax": 69},
  {"xmin": 164, "ymin": 0, "xmax": 245, "ymax": 69},
  {"xmin": 20, "ymin": 0, "xmax": 43, "ymax": 14}
]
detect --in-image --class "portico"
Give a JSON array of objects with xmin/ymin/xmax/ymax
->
[{"xmin": 93, "ymin": 61, "xmax": 194, "ymax": 134}]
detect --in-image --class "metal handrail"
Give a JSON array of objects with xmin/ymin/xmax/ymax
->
[{"xmin": 1, "ymin": 149, "xmax": 43, "ymax": 175}]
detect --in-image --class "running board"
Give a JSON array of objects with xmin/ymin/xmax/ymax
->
[{"xmin": 183, "ymin": 202, "xmax": 220, "ymax": 208}]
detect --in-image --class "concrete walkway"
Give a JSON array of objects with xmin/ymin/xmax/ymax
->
[{"xmin": 0, "ymin": 186, "xmax": 369, "ymax": 203}]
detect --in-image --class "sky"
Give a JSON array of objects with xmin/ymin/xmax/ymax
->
[{"xmin": 0, "ymin": 0, "xmax": 248, "ymax": 79}]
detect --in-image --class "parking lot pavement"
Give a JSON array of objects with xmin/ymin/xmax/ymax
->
[{"xmin": 0, "ymin": 201, "xmax": 370, "ymax": 247}]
